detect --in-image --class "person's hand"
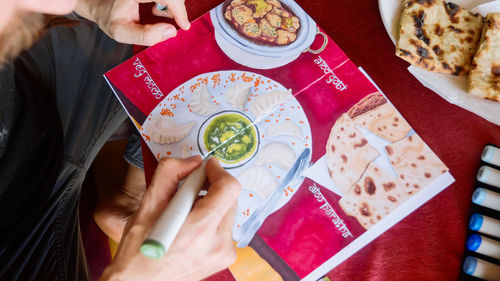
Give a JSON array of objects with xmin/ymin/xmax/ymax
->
[
  {"xmin": 94, "ymin": 164, "xmax": 147, "ymax": 243},
  {"xmin": 99, "ymin": 156, "xmax": 242, "ymax": 281},
  {"xmin": 75, "ymin": 0, "xmax": 190, "ymax": 46}
]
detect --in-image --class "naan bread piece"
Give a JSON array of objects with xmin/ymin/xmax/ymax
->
[
  {"xmin": 339, "ymin": 163, "xmax": 409, "ymax": 230},
  {"xmin": 468, "ymin": 13, "xmax": 500, "ymax": 101},
  {"xmin": 348, "ymin": 92, "xmax": 411, "ymax": 142},
  {"xmin": 396, "ymin": 0, "xmax": 483, "ymax": 75},
  {"xmin": 352, "ymin": 103, "xmax": 412, "ymax": 143},
  {"xmin": 347, "ymin": 92, "xmax": 387, "ymax": 119},
  {"xmin": 325, "ymin": 113, "xmax": 379, "ymax": 194},
  {"xmin": 385, "ymin": 134, "xmax": 449, "ymax": 196}
]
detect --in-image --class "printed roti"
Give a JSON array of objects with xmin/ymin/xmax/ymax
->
[
  {"xmin": 339, "ymin": 163, "xmax": 409, "ymax": 230},
  {"xmin": 396, "ymin": 0, "xmax": 483, "ymax": 75},
  {"xmin": 468, "ymin": 13, "xmax": 500, "ymax": 102},
  {"xmin": 348, "ymin": 92, "xmax": 412, "ymax": 143},
  {"xmin": 347, "ymin": 92, "xmax": 387, "ymax": 119},
  {"xmin": 325, "ymin": 113, "xmax": 379, "ymax": 194},
  {"xmin": 385, "ymin": 134, "xmax": 449, "ymax": 196}
]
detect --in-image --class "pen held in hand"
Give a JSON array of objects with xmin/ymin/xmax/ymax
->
[{"xmin": 141, "ymin": 158, "xmax": 209, "ymax": 259}]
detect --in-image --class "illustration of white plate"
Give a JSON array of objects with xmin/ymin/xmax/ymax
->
[{"xmin": 140, "ymin": 70, "xmax": 312, "ymax": 240}]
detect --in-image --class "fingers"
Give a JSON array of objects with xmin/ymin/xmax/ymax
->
[
  {"xmin": 111, "ymin": 22, "xmax": 178, "ymax": 46},
  {"xmin": 132, "ymin": 156, "xmax": 202, "ymax": 229},
  {"xmin": 137, "ymin": 0, "xmax": 190, "ymax": 30},
  {"xmin": 219, "ymin": 203, "xmax": 238, "ymax": 235},
  {"xmin": 192, "ymin": 158, "xmax": 241, "ymax": 222}
]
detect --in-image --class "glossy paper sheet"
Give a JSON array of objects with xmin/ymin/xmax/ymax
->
[{"xmin": 105, "ymin": 1, "xmax": 455, "ymax": 280}]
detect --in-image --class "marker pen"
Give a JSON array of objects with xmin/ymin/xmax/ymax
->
[
  {"xmin": 141, "ymin": 159, "xmax": 208, "ymax": 259},
  {"xmin": 472, "ymin": 188, "xmax": 500, "ymax": 212},
  {"xmin": 463, "ymin": 256, "xmax": 500, "ymax": 281},
  {"xmin": 467, "ymin": 234, "xmax": 500, "ymax": 260},
  {"xmin": 156, "ymin": 3, "xmax": 167, "ymax": 11},
  {"xmin": 470, "ymin": 214, "xmax": 500, "ymax": 239},
  {"xmin": 478, "ymin": 166, "xmax": 500, "ymax": 189},
  {"xmin": 482, "ymin": 145, "xmax": 500, "ymax": 167}
]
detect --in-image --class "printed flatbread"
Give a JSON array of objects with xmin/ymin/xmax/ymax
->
[
  {"xmin": 348, "ymin": 92, "xmax": 412, "ymax": 143},
  {"xmin": 325, "ymin": 113, "xmax": 379, "ymax": 194},
  {"xmin": 347, "ymin": 92, "xmax": 387, "ymax": 119},
  {"xmin": 385, "ymin": 134, "xmax": 449, "ymax": 196},
  {"xmin": 468, "ymin": 13, "xmax": 500, "ymax": 101},
  {"xmin": 396, "ymin": 0, "xmax": 483, "ymax": 75},
  {"xmin": 339, "ymin": 163, "xmax": 409, "ymax": 230}
]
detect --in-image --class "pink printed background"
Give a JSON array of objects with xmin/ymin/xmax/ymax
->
[{"xmin": 105, "ymin": 9, "xmax": 419, "ymax": 280}]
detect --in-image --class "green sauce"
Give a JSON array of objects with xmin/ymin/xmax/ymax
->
[{"xmin": 204, "ymin": 113, "xmax": 257, "ymax": 164}]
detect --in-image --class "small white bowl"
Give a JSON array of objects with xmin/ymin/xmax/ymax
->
[{"xmin": 197, "ymin": 110, "xmax": 260, "ymax": 169}]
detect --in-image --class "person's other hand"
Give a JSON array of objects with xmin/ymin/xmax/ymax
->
[
  {"xmin": 99, "ymin": 156, "xmax": 242, "ymax": 281},
  {"xmin": 75, "ymin": 0, "xmax": 190, "ymax": 46}
]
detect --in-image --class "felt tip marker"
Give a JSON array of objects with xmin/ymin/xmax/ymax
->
[
  {"xmin": 156, "ymin": 3, "xmax": 167, "ymax": 11},
  {"xmin": 463, "ymin": 256, "xmax": 500, "ymax": 281},
  {"xmin": 482, "ymin": 145, "xmax": 500, "ymax": 167},
  {"xmin": 472, "ymin": 188, "xmax": 500, "ymax": 212},
  {"xmin": 478, "ymin": 165, "xmax": 500, "ymax": 189},
  {"xmin": 470, "ymin": 213, "xmax": 500, "ymax": 239},
  {"xmin": 467, "ymin": 233, "xmax": 500, "ymax": 260},
  {"xmin": 141, "ymin": 158, "xmax": 209, "ymax": 259}
]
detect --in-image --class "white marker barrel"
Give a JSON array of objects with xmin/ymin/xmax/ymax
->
[
  {"xmin": 467, "ymin": 234, "xmax": 500, "ymax": 260},
  {"xmin": 478, "ymin": 166, "xmax": 500, "ymax": 189},
  {"xmin": 482, "ymin": 145, "xmax": 500, "ymax": 167},
  {"xmin": 472, "ymin": 188, "xmax": 500, "ymax": 212},
  {"xmin": 156, "ymin": 3, "xmax": 167, "ymax": 11},
  {"xmin": 470, "ymin": 214, "xmax": 500, "ymax": 239},
  {"xmin": 141, "ymin": 160, "xmax": 208, "ymax": 259},
  {"xmin": 463, "ymin": 256, "xmax": 500, "ymax": 281}
]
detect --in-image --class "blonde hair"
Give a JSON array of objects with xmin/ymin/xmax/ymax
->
[{"xmin": 0, "ymin": 12, "xmax": 45, "ymax": 64}]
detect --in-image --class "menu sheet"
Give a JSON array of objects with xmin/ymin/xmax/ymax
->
[{"xmin": 104, "ymin": 1, "xmax": 455, "ymax": 280}]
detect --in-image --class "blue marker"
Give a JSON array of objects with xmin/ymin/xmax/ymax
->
[
  {"xmin": 472, "ymin": 188, "xmax": 500, "ymax": 212},
  {"xmin": 463, "ymin": 256, "xmax": 500, "ymax": 281},
  {"xmin": 467, "ymin": 234, "xmax": 500, "ymax": 260},
  {"xmin": 470, "ymin": 213, "xmax": 500, "ymax": 239}
]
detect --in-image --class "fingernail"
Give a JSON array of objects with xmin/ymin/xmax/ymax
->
[
  {"xmin": 181, "ymin": 21, "xmax": 191, "ymax": 30},
  {"xmin": 163, "ymin": 26, "xmax": 177, "ymax": 38},
  {"xmin": 186, "ymin": 155, "xmax": 201, "ymax": 161}
]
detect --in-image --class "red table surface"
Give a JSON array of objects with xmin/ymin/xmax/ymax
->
[{"xmin": 136, "ymin": 1, "xmax": 500, "ymax": 280}]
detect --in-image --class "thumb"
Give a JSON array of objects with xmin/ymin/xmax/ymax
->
[
  {"xmin": 111, "ymin": 22, "xmax": 178, "ymax": 46},
  {"xmin": 121, "ymin": 156, "xmax": 202, "ymax": 243}
]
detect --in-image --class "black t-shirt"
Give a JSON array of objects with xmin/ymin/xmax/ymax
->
[{"xmin": 0, "ymin": 58, "xmax": 63, "ymax": 245}]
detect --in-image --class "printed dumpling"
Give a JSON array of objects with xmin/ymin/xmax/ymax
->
[
  {"xmin": 250, "ymin": 89, "xmax": 292, "ymax": 119},
  {"xmin": 225, "ymin": 83, "xmax": 252, "ymax": 110},
  {"xmin": 255, "ymin": 141, "xmax": 296, "ymax": 170},
  {"xmin": 190, "ymin": 84, "xmax": 221, "ymax": 116},
  {"xmin": 237, "ymin": 166, "xmax": 278, "ymax": 199},
  {"xmin": 148, "ymin": 115, "xmax": 196, "ymax": 144},
  {"xmin": 267, "ymin": 120, "xmax": 304, "ymax": 141}
]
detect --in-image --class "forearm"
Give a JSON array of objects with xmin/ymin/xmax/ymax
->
[{"xmin": 74, "ymin": 0, "xmax": 114, "ymax": 27}]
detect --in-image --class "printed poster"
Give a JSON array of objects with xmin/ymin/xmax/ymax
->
[{"xmin": 105, "ymin": 1, "xmax": 455, "ymax": 280}]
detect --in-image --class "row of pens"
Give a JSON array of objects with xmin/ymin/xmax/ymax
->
[{"xmin": 463, "ymin": 144, "xmax": 500, "ymax": 281}]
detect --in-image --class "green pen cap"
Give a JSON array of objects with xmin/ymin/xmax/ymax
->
[{"xmin": 141, "ymin": 239, "xmax": 166, "ymax": 259}]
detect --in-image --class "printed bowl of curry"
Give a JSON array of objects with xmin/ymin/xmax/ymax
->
[
  {"xmin": 197, "ymin": 110, "xmax": 260, "ymax": 169},
  {"xmin": 210, "ymin": 0, "xmax": 317, "ymax": 68}
]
